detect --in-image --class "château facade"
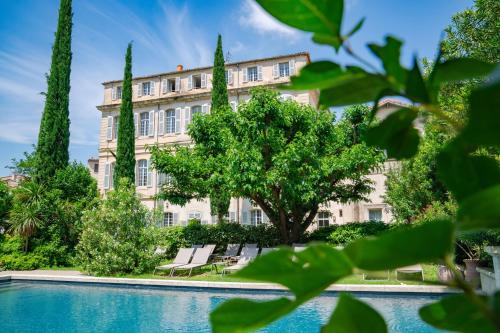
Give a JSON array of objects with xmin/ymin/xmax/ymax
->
[{"xmin": 96, "ymin": 52, "xmax": 395, "ymax": 228}]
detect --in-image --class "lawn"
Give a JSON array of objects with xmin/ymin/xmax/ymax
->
[{"xmin": 78, "ymin": 263, "xmax": 441, "ymax": 286}]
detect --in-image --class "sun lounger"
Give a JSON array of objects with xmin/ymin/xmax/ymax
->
[
  {"xmin": 204, "ymin": 244, "xmax": 216, "ymax": 256},
  {"xmin": 192, "ymin": 244, "xmax": 203, "ymax": 249},
  {"xmin": 222, "ymin": 247, "xmax": 259, "ymax": 275},
  {"xmin": 396, "ymin": 264, "xmax": 424, "ymax": 281},
  {"xmin": 260, "ymin": 247, "xmax": 276, "ymax": 255},
  {"xmin": 245, "ymin": 243, "xmax": 258, "ymax": 248},
  {"xmin": 171, "ymin": 247, "xmax": 212, "ymax": 277},
  {"xmin": 293, "ymin": 243, "xmax": 306, "ymax": 251},
  {"xmin": 154, "ymin": 248, "xmax": 194, "ymax": 276}
]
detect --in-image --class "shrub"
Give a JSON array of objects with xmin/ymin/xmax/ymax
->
[
  {"xmin": 326, "ymin": 221, "xmax": 390, "ymax": 245},
  {"xmin": 76, "ymin": 181, "xmax": 160, "ymax": 275},
  {"xmin": 32, "ymin": 241, "xmax": 71, "ymax": 267},
  {"xmin": 0, "ymin": 253, "xmax": 49, "ymax": 270}
]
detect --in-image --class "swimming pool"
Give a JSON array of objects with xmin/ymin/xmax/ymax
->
[{"xmin": 0, "ymin": 281, "xmax": 444, "ymax": 332}]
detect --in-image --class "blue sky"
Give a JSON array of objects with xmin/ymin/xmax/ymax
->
[{"xmin": 0, "ymin": 0, "xmax": 472, "ymax": 176}]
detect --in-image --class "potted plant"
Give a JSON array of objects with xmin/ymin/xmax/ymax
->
[{"xmin": 456, "ymin": 231, "xmax": 486, "ymax": 288}]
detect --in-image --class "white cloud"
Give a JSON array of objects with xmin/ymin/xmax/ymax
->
[{"xmin": 239, "ymin": 0, "xmax": 299, "ymax": 38}]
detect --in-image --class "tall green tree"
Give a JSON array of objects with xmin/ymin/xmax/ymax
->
[
  {"xmin": 114, "ymin": 43, "xmax": 136, "ymax": 188},
  {"xmin": 211, "ymin": 34, "xmax": 229, "ymax": 111},
  {"xmin": 153, "ymin": 89, "xmax": 383, "ymax": 243},
  {"xmin": 34, "ymin": 0, "xmax": 73, "ymax": 183}
]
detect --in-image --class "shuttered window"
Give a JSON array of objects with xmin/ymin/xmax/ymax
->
[{"xmin": 165, "ymin": 109, "xmax": 176, "ymax": 134}]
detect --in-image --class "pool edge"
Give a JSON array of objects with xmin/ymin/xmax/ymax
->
[{"xmin": 0, "ymin": 273, "xmax": 458, "ymax": 294}]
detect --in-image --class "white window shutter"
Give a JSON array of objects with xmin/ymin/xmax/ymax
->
[
  {"xmin": 162, "ymin": 79, "xmax": 167, "ymax": 94},
  {"xmin": 227, "ymin": 69, "xmax": 233, "ymax": 85},
  {"xmin": 257, "ymin": 66, "xmax": 263, "ymax": 81},
  {"xmin": 201, "ymin": 73, "xmax": 207, "ymax": 88},
  {"xmin": 202, "ymin": 104, "xmax": 208, "ymax": 114},
  {"xmin": 146, "ymin": 160, "xmax": 153, "ymax": 187},
  {"xmin": 184, "ymin": 106, "xmax": 191, "ymax": 130},
  {"xmin": 150, "ymin": 81, "xmax": 155, "ymax": 95},
  {"xmin": 230, "ymin": 101, "xmax": 237, "ymax": 112},
  {"xmin": 173, "ymin": 213, "xmax": 179, "ymax": 225},
  {"xmin": 135, "ymin": 162, "xmax": 139, "ymax": 186},
  {"xmin": 137, "ymin": 83, "xmax": 142, "ymax": 97},
  {"xmin": 106, "ymin": 116, "xmax": 113, "ymax": 140},
  {"xmin": 242, "ymin": 68, "xmax": 248, "ymax": 82},
  {"xmin": 104, "ymin": 162, "xmax": 110, "ymax": 189},
  {"xmin": 111, "ymin": 87, "xmax": 117, "ymax": 100},
  {"xmin": 230, "ymin": 211, "xmax": 236, "ymax": 222},
  {"xmin": 148, "ymin": 110, "xmax": 155, "ymax": 136},
  {"xmin": 175, "ymin": 107, "xmax": 181, "ymax": 133},
  {"xmin": 242, "ymin": 211, "xmax": 248, "ymax": 224},
  {"xmin": 273, "ymin": 63, "xmax": 279, "ymax": 79},
  {"xmin": 289, "ymin": 59, "xmax": 295, "ymax": 75},
  {"xmin": 188, "ymin": 75, "xmax": 193, "ymax": 90},
  {"xmin": 175, "ymin": 77, "xmax": 180, "ymax": 92},
  {"xmin": 134, "ymin": 113, "xmax": 139, "ymax": 137},
  {"xmin": 158, "ymin": 110, "xmax": 165, "ymax": 136}
]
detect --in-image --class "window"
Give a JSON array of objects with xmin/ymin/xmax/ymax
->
[
  {"xmin": 158, "ymin": 173, "xmax": 173, "ymax": 187},
  {"xmin": 165, "ymin": 109, "xmax": 176, "ymax": 134},
  {"xmin": 368, "ymin": 209, "xmax": 383, "ymax": 221},
  {"xmin": 225, "ymin": 69, "xmax": 233, "ymax": 85},
  {"xmin": 116, "ymin": 86, "xmax": 122, "ymax": 99},
  {"xmin": 192, "ymin": 74, "xmax": 202, "ymax": 89},
  {"xmin": 163, "ymin": 212, "xmax": 174, "ymax": 227},
  {"xmin": 317, "ymin": 211, "xmax": 330, "ymax": 228},
  {"xmin": 93, "ymin": 163, "xmax": 99, "ymax": 173},
  {"xmin": 113, "ymin": 116, "xmax": 119, "ymax": 139},
  {"xmin": 191, "ymin": 105, "xmax": 202, "ymax": 117},
  {"xmin": 140, "ymin": 112, "xmax": 149, "ymax": 136},
  {"xmin": 247, "ymin": 67, "xmax": 258, "ymax": 82},
  {"xmin": 137, "ymin": 160, "xmax": 148, "ymax": 187},
  {"xmin": 339, "ymin": 209, "xmax": 343, "ymax": 218},
  {"xmin": 279, "ymin": 62, "xmax": 290, "ymax": 77},
  {"xmin": 188, "ymin": 211, "xmax": 202, "ymax": 222},
  {"xmin": 142, "ymin": 82, "xmax": 151, "ymax": 96},
  {"xmin": 250, "ymin": 209, "xmax": 262, "ymax": 226},
  {"xmin": 167, "ymin": 79, "xmax": 176, "ymax": 92}
]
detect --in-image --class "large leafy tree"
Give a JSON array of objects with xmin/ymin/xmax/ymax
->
[
  {"xmin": 153, "ymin": 89, "xmax": 382, "ymax": 243},
  {"xmin": 385, "ymin": 0, "xmax": 499, "ymax": 222},
  {"xmin": 34, "ymin": 0, "xmax": 73, "ymax": 183},
  {"xmin": 114, "ymin": 43, "xmax": 136, "ymax": 188}
]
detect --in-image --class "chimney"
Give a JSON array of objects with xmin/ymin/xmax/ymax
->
[{"xmin": 176, "ymin": 64, "xmax": 184, "ymax": 71}]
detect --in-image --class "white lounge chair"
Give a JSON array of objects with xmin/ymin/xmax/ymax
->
[
  {"xmin": 204, "ymin": 244, "xmax": 216, "ymax": 257},
  {"xmin": 396, "ymin": 264, "xmax": 424, "ymax": 281},
  {"xmin": 154, "ymin": 248, "xmax": 194, "ymax": 276},
  {"xmin": 171, "ymin": 247, "xmax": 212, "ymax": 277},
  {"xmin": 293, "ymin": 243, "xmax": 306, "ymax": 252},
  {"xmin": 222, "ymin": 247, "xmax": 259, "ymax": 275},
  {"xmin": 260, "ymin": 247, "xmax": 276, "ymax": 255},
  {"xmin": 245, "ymin": 243, "xmax": 258, "ymax": 248}
]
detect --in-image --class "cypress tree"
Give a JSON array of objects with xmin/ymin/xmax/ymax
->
[
  {"xmin": 34, "ymin": 0, "xmax": 72, "ymax": 183},
  {"xmin": 113, "ymin": 43, "xmax": 136, "ymax": 188},
  {"xmin": 211, "ymin": 34, "xmax": 229, "ymax": 111}
]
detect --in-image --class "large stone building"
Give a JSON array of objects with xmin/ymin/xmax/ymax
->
[{"xmin": 96, "ymin": 52, "xmax": 395, "ymax": 229}]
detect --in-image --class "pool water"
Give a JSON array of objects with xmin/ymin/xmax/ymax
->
[{"xmin": 0, "ymin": 281, "xmax": 444, "ymax": 332}]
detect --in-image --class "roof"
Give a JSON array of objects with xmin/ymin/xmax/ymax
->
[
  {"xmin": 102, "ymin": 52, "xmax": 310, "ymax": 85},
  {"xmin": 378, "ymin": 98, "xmax": 410, "ymax": 108}
]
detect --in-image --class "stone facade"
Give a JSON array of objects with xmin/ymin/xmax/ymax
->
[{"xmin": 96, "ymin": 52, "xmax": 395, "ymax": 229}]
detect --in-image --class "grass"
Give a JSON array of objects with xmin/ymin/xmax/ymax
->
[{"xmin": 100, "ymin": 263, "xmax": 441, "ymax": 286}]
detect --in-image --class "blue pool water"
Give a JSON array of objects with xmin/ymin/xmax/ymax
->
[{"xmin": 0, "ymin": 281, "xmax": 444, "ymax": 332}]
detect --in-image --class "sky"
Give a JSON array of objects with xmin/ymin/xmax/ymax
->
[{"xmin": 0, "ymin": 0, "xmax": 473, "ymax": 176}]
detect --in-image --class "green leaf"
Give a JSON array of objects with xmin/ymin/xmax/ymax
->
[
  {"xmin": 256, "ymin": 0, "xmax": 344, "ymax": 49},
  {"xmin": 419, "ymin": 294, "xmax": 498, "ymax": 333},
  {"xmin": 289, "ymin": 61, "xmax": 344, "ymax": 90},
  {"xmin": 319, "ymin": 73, "xmax": 392, "ymax": 107},
  {"xmin": 365, "ymin": 108, "xmax": 420, "ymax": 159},
  {"xmin": 322, "ymin": 293, "xmax": 387, "ymax": 333},
  {"xmin": 344, "ymin": 17, "xmax": 365, "ymax": 39},
  {"xmin": 461, "ymin": 74, "xmax": 500, "ymax": 146},
  {"xmin": 368, "ymin": 36, "xmax": 406, "ymax": 86},
  {"xmin": 405, "ymin": 57, "xmax": 430, "ymax": 103},
  {"xmin": 437, "ymin": 140, "xmax": 500, "ymax": 202},
  {"xmin": 458, "ymin": 184, "xmax": 500, "ymax": 230},
  {"xmin": 236, "ymin": 244, "xmax": 353, "ymax": 298},
  {"xmin": 432, "ymin": 58, "xmax": 497, "ymax": 85},
  {"xmin": 344, "ymin": 219, "xmax": 454, "ymax": 270},
  {"xmin": 211, "ymin": 297, "xmax": 294, "ymax": 333}
]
